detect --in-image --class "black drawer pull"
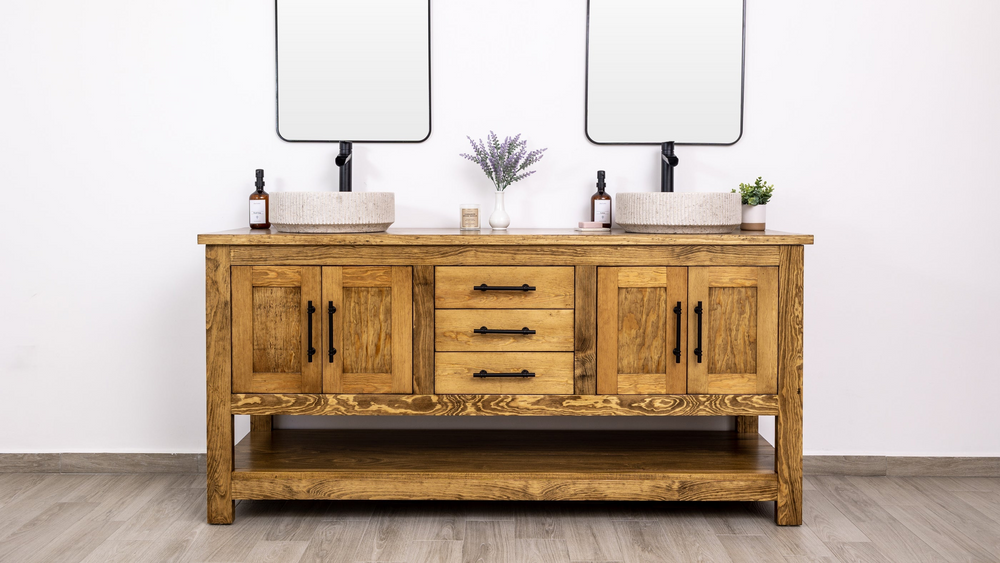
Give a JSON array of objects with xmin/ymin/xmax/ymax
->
[
  {"xmin": 306, "ymin": 301, "xmax": 317, "ymax": 362},
  {"xmin": 327, "ymin": 302, "xmax": 337, "ymax": 362},
  {"xmin": 474, "ymin": 326, "xmax": 536, "ymax": 335},
  {"xmin": 694, "ymin": 301, "xmax": 704, "ymax": 363},
  {"xmin": 672, "ymin": 301, "xmax": 682, "ymax": 364},
  {"xmin": 473, "ymin": 369, "xmax": 536, "ymax": 378},
  {"xmin": 473, "ymin": 284, "xmax": 536, "ymax": 292}
]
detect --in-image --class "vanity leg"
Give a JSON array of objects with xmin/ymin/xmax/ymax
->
[
  {"xmin": 206, "ymin": 245, "xmax": 235, "ymax": 524},
  {"xmin": 736, "ymin": 416, "xmax": 758, "ymax": 434},
  {"xmin": 775, "ymin": 246, "xmax": 804, "ymax": 526},
  {"xmin": 250, "ymin": 416, "xmax": 272, "ymax": 432}
]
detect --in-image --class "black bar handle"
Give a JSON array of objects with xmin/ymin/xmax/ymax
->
[
  {"xmin": 327, "ymin": 301, "xmax": 337, "ymax": 362},
  {"xmin": 473, "ymin": 369, "xmax": 536, "ymax": 378},
  {"xmin": 473, "ymin": 326, "xmax": 536, "ymax": 335},
  {"xmin": 306, "ymin": 301, "xmax": 317, "ymax": 362},
  {"xmin": 672, "ymin": 302, "xmax": 682, "ymax": 364},
  {"xmin": 473, "ymin": 284, "xmax": 536, "ymax": 292},
  {"xmin": 694, "ymin": 301, "xmax": 703, "ymax": 363}
]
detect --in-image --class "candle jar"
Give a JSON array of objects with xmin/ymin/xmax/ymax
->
[{"xmin": 460, "ymin": 204, "xmax": 481, "ymax": 231}]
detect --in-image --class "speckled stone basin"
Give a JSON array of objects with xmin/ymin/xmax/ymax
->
[
  {"xmin": 616, "ymin": 192, "xmax": 740, "ymax": 234},
  {"xmin": 271, "ymin": 192, "xmax": 394, "ymax": 233}
]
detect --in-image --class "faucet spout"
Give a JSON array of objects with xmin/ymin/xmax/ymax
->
[
  {"xmin": 335, "ymin": 141, "xmax": 353, "ymax": 192},
  {"xmin": 661, "ymin": 141, "xmax": 678, "ymax": 193}
]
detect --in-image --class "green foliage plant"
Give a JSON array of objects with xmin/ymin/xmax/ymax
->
[{"xmin": 732, "ymin": 177, "xmax": 774, "ymax": 206}]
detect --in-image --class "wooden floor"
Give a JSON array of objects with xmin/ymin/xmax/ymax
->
[{"xmin": 0, "ymin": 473, "xmax": 998, "ymax": 562}]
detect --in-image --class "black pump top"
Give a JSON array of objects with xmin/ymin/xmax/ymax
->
[
  {"xmin": 596, "ymin": 170, "xmax": 606, "ymax": 193},
  {"xmin": 255, "ymin": 169, "xmax": 265, "ymax": 191}
]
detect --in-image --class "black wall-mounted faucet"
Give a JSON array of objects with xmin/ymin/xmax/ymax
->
[
  {"xmin": 661, "ymin": 141, "xmax": 679, "ymax": 193},
  {"xmin": 335, "ymin": 141, "xmax": 353, "ymax": 192}
]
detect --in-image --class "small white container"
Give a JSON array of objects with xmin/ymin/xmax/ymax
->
[
  {"xmin": 460, "ymin": 204, "xmax": 481, "ymax": 230},
  {"xmin": 741, "ymin": 204, "xmax": 767, "ymax": 231}
]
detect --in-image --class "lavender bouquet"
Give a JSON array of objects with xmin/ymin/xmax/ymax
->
[{"xmin": 460, "ymin": 132, "xmax": 547, "ymax": 191}]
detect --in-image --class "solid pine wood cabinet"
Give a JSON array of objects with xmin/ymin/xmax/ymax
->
[
  {"xmin": 202, "ymin": 229, "xmax": 811, "ymax": 527},
  {"xmin": 231, "ymin": 265, "xmax": 411, "ymax": 394}
]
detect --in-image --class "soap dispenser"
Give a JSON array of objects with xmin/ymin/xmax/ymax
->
[
  {"xmin": 249, "ymin": 169, "xmax": 270, "ymax": 230},
  {"xmin": 591, "ymin": 170, "xmax": 612, "ymax": 228}
]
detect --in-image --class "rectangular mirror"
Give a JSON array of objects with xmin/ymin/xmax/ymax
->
[
  {"xmin": 276, "ymin": 0, "xmax": 431, "ymax": 142},
  {"xmin": 586, "ymin": 0, "xmax": 745, "ymax": 145}
]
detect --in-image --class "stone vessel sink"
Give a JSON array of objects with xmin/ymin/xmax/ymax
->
[
  {"xmin": 271, "ymin": 192, "xmax": 394, "ymax": 233},
  {"xmin": 616, "ymin": 192, "xmax": 740, "ymax": 234}
]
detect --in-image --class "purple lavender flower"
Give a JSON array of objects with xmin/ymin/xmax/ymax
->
[{"xmin": 459, "ymin": 132, "xmax": 547, "ymax": 191}]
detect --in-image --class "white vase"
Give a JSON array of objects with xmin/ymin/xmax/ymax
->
[
  {"xmin": 489, "ymin": 191, "xmax": 510, "ymax": 230},
  {"xmin": 741, "ymin": 204, "xmax": 766, "ymax": 231}
]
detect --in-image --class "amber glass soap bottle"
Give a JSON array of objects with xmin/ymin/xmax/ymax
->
[
  {"xmin": 249, "ymin": 169, "xmax": 270, "ymax": 229},
  {"xmin": 591, "ymin": 170, "xmax": 612, "ymax": 228}
]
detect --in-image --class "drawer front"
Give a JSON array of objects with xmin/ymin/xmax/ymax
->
[
  {"xmin": 435, "ymin": 352, "xmax": 574, "ymax": 394},
  {"xmin": 435, "ymin": 267, "xmax": 574, "ymax": 309},
  {"xmin": 436, "ymin": 309, "xmax": 574, "ymax": 352}
]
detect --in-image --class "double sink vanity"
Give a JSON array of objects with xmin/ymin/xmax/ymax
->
[{"xmin": 200, "ymin": 228, "xmax": 811, "ymax": 526}]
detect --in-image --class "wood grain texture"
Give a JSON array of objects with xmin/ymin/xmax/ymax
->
[
  {"xmin": 342, "ymin": 287, "xmax": 392, "ymax": 374},
  {"xmin": 687, "ymin": 267, "xmax": 778, "ymax": 395},
  {"xmin": 596, "ymin": 267, "xmax": 619, "ymax": 394},
  {"xmin": 230, "ymin": 430, "xmax": 777, "ymax": 502},
  {"xmin": 574, "ymin": 265, "xmax": 597, "ymax": 395},
  {"xmin": 205, "ymin": 245, "xmax": 233, "ymax": 524},
  {"xmin": 231, "ymin": 394, "xmax": 780, "ymax": 417},
  {"xmin": 321, "ymin": 266, "xmax": 343, "ymax": 393},
  {"xmin": 233, "ymin": 266, "xmax": 322, "ymax": 394},
  {"xmin": 435, "ymin": 267, "xmax": 574, "ymax": 309},
  {"xmin": 250, "ymin": 416, "xmax": 272, "ymax": 433},
  {"xmin": 736, "ymin": 416, "xmax": 759, "ymax": 435},
  {"xmin": 435, "ymin": 309, "xmax": 574, "ymax": 352},
  {"xmin": 199, "ymin": 227, "xmax": 815, "ymax": 246},
  {"xmin": 392, "ymin": 266, "xmax": 413, "ymax": 393},
  {"xmin": 598, "ymin": 267, "xmax": 686, "ymax": 395},
  {"xmin": 435, "ymin": 352, "xmax": 574, "ymax": 394},
  {"xmin": 230, "ymin": 245, "xmax": 782, "ymax": 267},
  {"xmin": 342, "ymin": 266, "xmax": 392, "ymax": 287},
  {"xmin": 776, "ymin": 246, "xmax": 805, "ymax": 526},
  {"xmin": 412, "ymin": 265, "xmax": 435, "ymax": 394}
]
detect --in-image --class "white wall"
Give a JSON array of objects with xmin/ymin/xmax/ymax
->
[{"xmin": 2, "ymin": 0, "xmax": 998, "ymax": 455}]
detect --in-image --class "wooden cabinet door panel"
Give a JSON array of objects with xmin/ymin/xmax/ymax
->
[
  {"xmin": 597, "ymin": 267, "xmax": 687, "ymax": 394},
  {"xmin": 688, "ymin": 267, "xmax": 778, "ymax": 394},
  {"xmin": 232, "ymin": 266, "xmax": 322, "ymax": 393},
  {"xmin": 323, "ymin": 266, "xmax": 412, "ymax": 393}
]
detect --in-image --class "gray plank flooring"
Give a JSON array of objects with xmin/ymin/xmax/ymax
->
[{"xmin": 0, "ymin": 474, "xmax": 998, "ymax": 562}]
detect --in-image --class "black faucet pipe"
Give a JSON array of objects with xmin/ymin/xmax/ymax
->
[
  {"xmin": 336, "ymin": 141, "xmax": 353, "ymax": 192},
  {"xmin": 661, "ymin": 141, "xmax": 678, "ymax": 193}
]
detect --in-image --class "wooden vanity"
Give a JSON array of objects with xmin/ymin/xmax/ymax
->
[{"xmin": 199, "ymin": 228, "xmax": 812, "ymax": 525}]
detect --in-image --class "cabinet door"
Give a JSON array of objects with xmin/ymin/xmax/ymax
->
[
  {"xmin": 597, "ymin": 267, "xmax": 687, "ymax": 394},
  {"xmin": 688, "ymin": 267, "xmax": 778, "ymax": 394},
  {"xmin": 232, "ymin": 266, "xmax": 322, "ymax": 393},
  {"xmin": 323, "ymin": 266, "xmax": 412, "ymax": 393}
]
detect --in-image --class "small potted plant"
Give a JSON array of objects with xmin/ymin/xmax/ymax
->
[
  {"xmin": 732, "ymin": 177, "xmax": 774, "ymax": 231},
  {"xmin": 461, "ymin": 132, "xmax": 546, "ymax": 230}
]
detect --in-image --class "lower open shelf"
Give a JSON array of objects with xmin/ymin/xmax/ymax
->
[{"xmin": 232, "ymin": 429, "xmax": 777, "ymax": 502}]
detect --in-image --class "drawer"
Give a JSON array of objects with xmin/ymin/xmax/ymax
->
[
  {"xmin": 436, "ymin": 309, "xmax": 574, "ymax": 352},
  {"xmin": 435, "ymin": 267, "xmax": 574, "ymax": 309},
  {"xmin": 435, "ymin": 352, "xmax": 574, "ymax": 394}
]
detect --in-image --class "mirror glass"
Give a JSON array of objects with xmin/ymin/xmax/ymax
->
[
  {"xmin": 276, "ymin": 0, "xmax": 431, "ymax": 142},
  {"xmin": 586, "ymin": 0, "xmax": 745, "ymax": 145}
]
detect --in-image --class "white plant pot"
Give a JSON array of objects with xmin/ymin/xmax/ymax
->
[
  {"xmin": 489, "ymin": 191, "xmax": 510, "ymax": 230},
  {"xmin": 741, "ymin": 204, "xmax": 766, "ymax": 231}
]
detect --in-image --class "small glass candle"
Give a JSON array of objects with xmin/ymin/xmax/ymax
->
[{"xmin": 460, "ymin": 204, "xmax": 480, "ymax": 230}]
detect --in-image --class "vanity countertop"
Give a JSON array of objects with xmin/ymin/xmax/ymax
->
[{"xmin": 198, "ymin": 228, "xmax": 813, "ymax": 246}]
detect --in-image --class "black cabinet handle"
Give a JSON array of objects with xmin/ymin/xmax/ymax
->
[
  {"xmin": 327, "ymin": 301, "xmax": 337, "ymax": 362},
  {"xmin": 672, "ymin": 302, "xmax": 682, "ymax": 364},
  {"xmin": 694, "ymin": 301, "xmax": 703, "ymax": 363},
  {"xmin": 473, "ymin": 369, "xmax": 536, "ymax": 378},
  {"xmin": 306, "ymin": 301, "xmax": 317, "ymax": 362},
  {"xmin": 473, "ymin": 326, "xmax": 536, "ymax": 335},
  {"xmin": 473, "ymin": 284, "xmax": 536, "ymax": 292}
]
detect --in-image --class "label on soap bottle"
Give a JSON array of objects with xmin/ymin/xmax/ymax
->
[
  {"xmin": 594, "ymin": 200, "xmax": 611, "ymax": 223},
  {"xmin": 250, "ymin": 200, "xmax": 267, "ymax": 224}
]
